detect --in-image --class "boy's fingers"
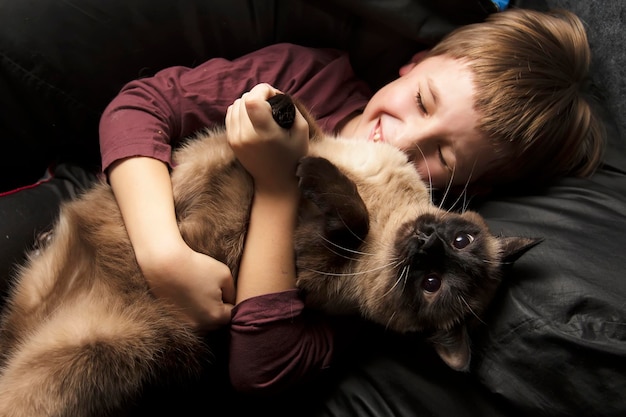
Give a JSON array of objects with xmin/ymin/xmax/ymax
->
[
  {"xmin": 243, "ymin": 83, "xmax": 287, "ymax": 128},
  {"xmin": 243, "ymin": 98, "xmax": 275, "ymax": 131},
  {"xmin": 248, "ymin": 82, "xmax": 281, "ymax": 99},
  {"xmin": 227, "ymin": 98, "xmax": 253, "ymax": 142},
  {"xmin": 228, "ymin": 83, "xmax": 289, "ymax": 145}
]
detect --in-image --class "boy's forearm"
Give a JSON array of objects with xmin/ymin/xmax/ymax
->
[
  {"xmin": 108, "ymin": 156, "xmax": 186, "ymax": 277},
  {"xmin": 235, "ymin": 186, "xmax": 299, "ymax": 303}
]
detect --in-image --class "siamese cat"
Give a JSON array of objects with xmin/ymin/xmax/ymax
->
[{"xmin": 0, "ymin": 95, "xmax": 540, "ymax": 416}]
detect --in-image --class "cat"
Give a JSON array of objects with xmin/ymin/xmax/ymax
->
[{"xmin": 0, "ymin": 95, "xmax": 540, "ymax": 416}]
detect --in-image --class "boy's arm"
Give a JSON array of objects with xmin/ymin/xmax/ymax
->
[
  {"xmin": 108, "ymin": 156, "xmax": 235, "ymax": 331},
  {"xmin": 226, "ymin": 84, "xmax": 309, "ymax": 303},
  {"xmin": 227, "ymin": 86, "xmax": 368, "ymax": 393},
  {"xmin": 235, "ymin": 187, "xmax": 300, "ymax": 302}
]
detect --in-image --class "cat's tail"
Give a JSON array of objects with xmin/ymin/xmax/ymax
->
[{"xmin": 0, "ymin": 289, "xmax": 209, "ymax": 416}]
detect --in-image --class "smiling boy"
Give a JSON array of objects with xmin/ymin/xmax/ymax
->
[{"xmin": 97, "ymin": 8, "xmax": 604, "ymax": 391}]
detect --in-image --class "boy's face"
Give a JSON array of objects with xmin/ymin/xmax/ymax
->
[{"xmin": 346, "ymin": 55, "xmax": 497, "ymax": 190}]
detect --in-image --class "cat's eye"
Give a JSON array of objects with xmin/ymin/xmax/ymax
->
[
  {"xmin": 452, "ymin": 233, "xmax": 474, "ymax": 249},
  {"xmin": 421, "ymin": 274, "xmax": 441, "ymax": 293}
]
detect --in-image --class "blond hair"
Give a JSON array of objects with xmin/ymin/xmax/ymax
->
[{"xmin": 428, "ymin": 8, "xmax": 605, "ymax": 184}]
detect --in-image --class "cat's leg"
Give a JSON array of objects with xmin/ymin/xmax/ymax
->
[
  {"xmin": 0, "ymin": 291, "xmax": 207, "ymax": 417},
  {"xmin": 0, "ymin": 226, "xmax": 93, "ymax": 366},
  {"xmin": 296, "ymin": 156, "xmax": 369, "ymax": 253}
]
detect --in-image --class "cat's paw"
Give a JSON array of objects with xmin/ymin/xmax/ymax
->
[
  {"xmin": 297, "ymin": 156, "xmax": 369, "ymax": 249},
  {"xmin": 296, "ymin": 156, "xmax": 359, "ymax": 215}
]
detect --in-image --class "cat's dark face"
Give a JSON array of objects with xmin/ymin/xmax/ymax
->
[
  {"xmin": 387, "ymin": 211, "xmax": 502, "ymax": 333},
  {"xmin": 300, "ymin": 205, "xmax": 538, "ymax": 371},
  {"xmin": 380, "ymin": 210, "xmax": 540, "ymax": 369}
]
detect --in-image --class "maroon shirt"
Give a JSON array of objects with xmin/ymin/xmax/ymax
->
[
  {"xmin": 98, "ymin": 43, "xmax": 372, "ymax": 392},
  {"xmin": 99, "ymin": 43, "xmax": 371, "ymax": 172}
]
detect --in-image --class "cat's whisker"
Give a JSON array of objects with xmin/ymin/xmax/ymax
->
[
  {"xmin": 318, "ymin": 243, "xmax": 361, "ymax": 262},
  {"xmin": 401, "ymin": 265, "xmax": 410, "ymax": 292},
  {"xmin": 332, "ymin": 211, "xmax": 369, "ymax": 245},
  {"xmin": 438, "ymin": 164, "xmax": 456, "ymax": 212},
  {"xmin": 459, "ymin": 295, "xmax": 486, "ymax": 325},
  {"xmin": 315, "ymin": 233, "xmax": 376, "ymax": 258},
  {"xmin": 434, "ymin": 154, "xmax": 481, "ymax": 214},
  {"xmin": 300, "ymin": 259, "xmax": 402, "ymax": 278},
  {"xmin": 451, "ymin": 159, "xmax": 478, "ymax": 213},
  {"xmin": 383, "ymin": 264, "xmax": 408, "ymax": 297},
  {"xmin": 412, "ymin": 144, "xmax": 435, "ymax": 206},
  {"xmin": 384, "ymin": 311, "xmax": 397, "ymax": 331}
]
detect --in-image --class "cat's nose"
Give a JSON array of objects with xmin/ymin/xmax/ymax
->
[
  {"xmin": 409, "ymin": 216, "xmax": 445, "ymax": 258},
  {"xmin": 417, "ymin": 232, "xmax": 442, "ymax": 253}
]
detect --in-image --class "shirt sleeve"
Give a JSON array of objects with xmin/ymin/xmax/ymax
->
[
  {"xmin": 98, "ymin": 43, "xmax": 371, "ymax": 173},
  {"xmin": 229, "ymin": 289, "xmax": 336, "ymax": 394}
]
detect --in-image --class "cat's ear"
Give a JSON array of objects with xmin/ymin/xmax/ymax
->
[
  {"xmin": 431, "ymin": 325, "xmax": 471, "ymax": 372},
  {"xmin": 499, "ymin": 236, "xmax": 543, "ymax": 266}
]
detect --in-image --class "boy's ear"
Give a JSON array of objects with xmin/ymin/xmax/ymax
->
[{"xmin": 398, "ymin": 50, "xmax": 430, "ymax": 76}]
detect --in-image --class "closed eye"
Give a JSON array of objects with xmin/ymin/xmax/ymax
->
[{"xmin": 415, "ymin": 92, "xmax": 427, "ymax": 114}]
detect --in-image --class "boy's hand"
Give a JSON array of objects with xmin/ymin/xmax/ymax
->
[
  {"xmin": 142, "ymin": 242, "xmax": 236, "ymax": 332},
  {"xmin": 226, "ymin": 83, "xmax": 309, "ymax": 192}
]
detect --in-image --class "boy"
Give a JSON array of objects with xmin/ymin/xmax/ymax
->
[{"xmin": 97, "ymin": 8, "xmax": 604, "ymax": 391}]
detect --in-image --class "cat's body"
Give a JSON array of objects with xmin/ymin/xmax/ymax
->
[{"xmin": 0, "ymin": 99, "xmax": 539, "ymax": 416}]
